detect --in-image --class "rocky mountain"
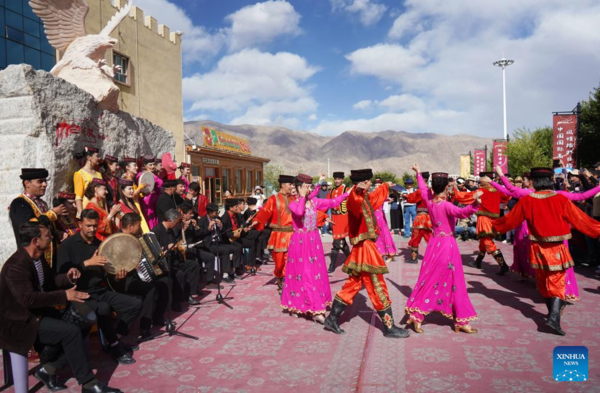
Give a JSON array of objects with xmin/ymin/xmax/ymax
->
[{"xmin": 184, "ymin": 120, "xmax": 493, "ymax": 176}]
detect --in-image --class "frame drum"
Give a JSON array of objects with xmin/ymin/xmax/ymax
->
[{"xmin": 98, "ymin": 233, "xmax": 142, "ymax": 275}]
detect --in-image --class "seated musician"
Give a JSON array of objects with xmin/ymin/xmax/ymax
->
[
  {"xmin": 179, "ymin": 203, "xmax": 223, "ymax": 290},
  {"xmin": 0, "ymin": 221, "xmax": 122, "ymax": 393},
  {"xmin": 56, "ymin": 209, "xmax": 141, "ymax": 365},
  {"xmin": 219, "ymin": 199, "xmax": 246, "ymax": 276},
  {"xmin": 117, "ymin": 213, "xmax": 169, "ymax": 340},
  {"xmin": 151, "ymin": 209, "xmax": 201, "ymax": 310},
  {"xmin": 245, "ymin": 197, "xmax": 268, "ymax": 265},
  {"xmin": 235, "ymin": 198, "xmax": 261, "ymax": 273}
]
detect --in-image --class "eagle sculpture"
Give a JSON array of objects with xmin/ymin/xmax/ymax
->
[{"xmin": 29, "ymin": 0, "xmax": 133, "ymax": 112}]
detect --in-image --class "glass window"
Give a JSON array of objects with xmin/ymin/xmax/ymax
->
[
  {"xmin": 6, "ymin": 40, "xmax": 24, "ymax": 64},
  {"xmin": 24, "ymin": 46, "xmax": 40, "ymax": 69},
  {"xmin": 22, "ymin": 0, "xmax": 39, "ymax": 21},
  {"xmin": 205, "ymin": 167, "xmax": 215, "ymax": 178},
  {"xmin": 23, "ymin": 17, "xmax": 39, "ymax": 38},
  {"xmin": 0, "ymin": 38, "xmax": 6, "ymax": 69},
  {"xmin": 246, "ymin": 170, "xmax": 252, "ymax": 193},
  {"xmin": 222, "ymin": 168, "xmax": 230, "ymax": 194},
  {"xmin": 113, "ymin": 52, "xmax": 129, "ymax": 84},
  {"xmin": 6, "ymin": 26, "xmax": 25, "ymax": 44},
  {"xmin": 0, "ymin": 7, "xmax": 5, "ymax": 33},
  {"xmin": 40, "ymin": 29, "xmax": 54, "ymax": 55},
  {"xmin": 41, "ymin": 52, "xmax": 55, "ymax": 71},
  {"xmin": 255, "ymin": 171, "xmax": 262, "ymax": 187},
  {"xmin": 5, "ymin": 9, "xmax": 23, "ymax": 30},
  {"xmin": 24, "ymin": 33, "xmax": 40, "ymax": 50},
  {"xmin": 235, "ymin": 169, "xmax": 242, "ymax": 194},
  {"xmin": 6, "ymin": 0, "xmax": 23, "ymax": 13}
]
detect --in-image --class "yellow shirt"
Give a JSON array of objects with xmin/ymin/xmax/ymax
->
[{"xmin": 73, "ymin": 169, "xmax": 102, "ymax": 208}]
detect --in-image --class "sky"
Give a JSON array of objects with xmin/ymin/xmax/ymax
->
[{"xmin": 134, "ymin": 0, "xmax": 600, "ymax": 138}]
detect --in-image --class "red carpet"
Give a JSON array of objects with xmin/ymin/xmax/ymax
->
[{"xmin": 2, "ymin": 237, "xmax": 599, "ymax": 392}]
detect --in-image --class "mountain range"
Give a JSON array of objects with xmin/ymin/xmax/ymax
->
[{"xmin": 184, "ymin": 121, "xmax": 493, "ymax": 177}]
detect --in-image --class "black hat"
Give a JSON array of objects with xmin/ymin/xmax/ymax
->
[
  {"xmin": 422, "ymin": 171, "xmax": 430, "ymax": 180},
  {"xmin": 479, "ymin": 172, "xmax": 494, "ymax": 178},
  {"xmin": 278, "ymin": 175, "xmax": 296, "ymax": 184},
  {"xmin": 529, "ymin": 167, "xmax": 553, "ymax": 178},
  {"xmin": 350, "ymin": 169, "xmax": 373, "ymax": 182},
  {"xmin": 163, "ymin": 179, "xmax": 177, "ymax": 188},
  {"xmin": 332, "ymin": 171, "xmax": 345, "ymax": 179},
  {"xmin": 432, "ymin": 172, "xmax": 448, "ymax": 179},
  {"xmin": 143, "ymin": 157, "xmax": 155, "ymax": 164},
  {"xmin": 20, "ymin": 168, "xmax": 49, "ymax": 180},
  {"xmin": 225, "ymin": 198, "xmax": 238, "ymax": 209},
  {"xmin": 246, "ymin": 197, "xmax": 258, "ymax": 205}
]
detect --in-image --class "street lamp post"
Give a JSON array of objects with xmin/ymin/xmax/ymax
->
[{"xmin": 493, "ymin": 57, "xmax": 514, "ymax": 140}]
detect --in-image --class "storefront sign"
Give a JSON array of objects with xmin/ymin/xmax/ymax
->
[
  {"xmin": 493, "ymin": 140, "xmax": 508, "ymax": 173},
  {"xmin": 202, "ymin": 157, "xmax": 220, "ymax": 165},
  {"xmin": 552, "ymin": 114, "xmax": 577, "ymax": 167},
  {"xmin": 202, "ymin": 126, "xmax": 252, "ymax": 155}
]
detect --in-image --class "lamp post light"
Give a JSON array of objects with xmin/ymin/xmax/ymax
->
[{"xmin": 493, "ymin": 57, "xmax": 514, "ymax": 140}]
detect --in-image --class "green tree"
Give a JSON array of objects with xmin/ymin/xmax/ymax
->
[
  {"xmin": 401, "ymin": 172, "xmax": 416, "ymax": 186},
  {"xmin": 373, "ymin": 171, "xmax": 398, "ymax": 184},
  {"xmin": 506, "ymin": 127, "xmax": 553, "ymax": 176},
  {"xmin": 579, "ymin": 86, "xmax": 600, "ymax": 168},
  {"xmin": 263, "ymin": 162, "xmax": 284, "ymax": 196}
]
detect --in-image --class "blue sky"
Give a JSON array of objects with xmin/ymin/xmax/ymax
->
[{"xmin": 135, "ymin": 0, "xmax": 600, "ymax": 137}]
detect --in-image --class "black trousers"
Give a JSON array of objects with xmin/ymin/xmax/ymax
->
[
  {"xmin": 188, "ymin": 248, "xmax": 220, "ymax": 284},
  {"xmin": 85, "ymin": 290, "xmax": 142, "ymax": 344},
  {"xmin": 237, "ymin": 230, "xmax": 259, "ymax": 267},
  {"xmin": 258, "ymin": 228, "xmax": 272, "ymax": 259},
  {"xmin": 173, "ymin": 260, "xmax": 200, "ymax": 301},
  {"xmin": 37, "ymin": 317, "xmax": 95, "ymax": 385},
  {"xmin": 208, "ymin": 242, "xmax": 242, "ymax": 273},
  {"xmin": 390, "ymin": 208, "xmax": 403, "ymax": 232},
  {"xmin": 124, "ymin": 276, "xmax": 169, "ymax": 330}
]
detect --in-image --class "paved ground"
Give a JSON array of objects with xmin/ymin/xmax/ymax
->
[{"xmin": 2, "ymin": 235, "xmax": 600, "ymax": 392}]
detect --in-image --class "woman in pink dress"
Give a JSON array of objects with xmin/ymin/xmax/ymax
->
[
  {"xmin": 281, "ymin": 174, "xmax": 349, "ymax": 324},
  {"xmin": 136, "ymin": 157, "xmax": 163, "ymax": 228},
  {"xmin": 490, "ymin": 165, "xmax": 600, "ymax": 301},
  {"xmin": 405, "ymin": 164, "xmax": 481, "ymax": 334},
  {"xmin": 373, "ymin": 182, "xmax": 397, "ymax": 261}
]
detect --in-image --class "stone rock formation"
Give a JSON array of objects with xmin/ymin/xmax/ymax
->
[{"xmin": 0, "ymin": 64, "xmax": 175, "ymax": 263}]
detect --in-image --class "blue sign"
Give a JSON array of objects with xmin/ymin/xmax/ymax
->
[{"xmin": 553, "ymin": 346, "xmax": 588, "ymax": 382}]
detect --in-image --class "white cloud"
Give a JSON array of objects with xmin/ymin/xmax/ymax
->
[
  {"xmin": 225, "ymin": 1, "xmax": 302, "ymax": 52},
  {"xmin": 330, "ymin": 0, "xmax": 387, "ymax": 26},
  {"xmin": 183, "ymin": 49, "xmax": 320, "ymax": 126},
  {"xmin": 308, "ymin": 114, "xmax": 318, "ymax": 121},
  {"xmin": 326, "ymin": 0, "xmax": 600, "ymax": 137},
  {"xmin": 353, "ymin": 100, "xmax": 373, "ymax": 110}
]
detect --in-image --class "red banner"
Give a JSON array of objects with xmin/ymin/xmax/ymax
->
[
  {"xmin": 552, "ymin": 114, "xmax": 577, "ymax": 168},
  {"xmin": 473, "ymin": 149, "xmax": 487, "ymax": 176},
  {"xmin": 493, "ymin": 140, "xmax": 508, "ymax": 173}
]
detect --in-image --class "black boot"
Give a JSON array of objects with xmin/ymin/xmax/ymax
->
[
  {"xmin": 324, "ymin": 298, "xmax": 347, "ymax": 334},
  {"xmin": 545, "ymin": 297, "xmax": 552, "ymax": 317},
  {"xmin": 34, "ymin": 366, "xmax": 68, "ymax": 391},
  {"xmin": 494, "ymin": 251, "xmax": 509, "ymax": 276},
  {"xmin": 469, "ymin": 251, "xmax": 485, "ymax": 269},
  {"xmin": 328, "ymin": 249, "xmax": 339, "ymax": 273},
  {"xmin": 545, "ymin": 297, "xmax": 566, "ymax": 336},
  {"xmin": 377, "ymin": 308, "xmax": 410, "ymax": 338},
  {"xmin": 342, "ymin": 242, "xmax": 351, "ymax": 258}
]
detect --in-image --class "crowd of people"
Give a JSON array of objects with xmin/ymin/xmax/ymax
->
[{"xmin": 1, "ymin": 145, "xmax": 600, "ymax": 392}]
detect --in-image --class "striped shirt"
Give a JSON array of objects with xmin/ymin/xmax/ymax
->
[{"xmin": 33, "ymin": 259, "xmax": 44, "ymax": 290}]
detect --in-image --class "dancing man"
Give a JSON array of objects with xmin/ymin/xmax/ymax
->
[
  {"xmin": 324, "ymin": 169, "xmax": 410, "ymax": 338},
  {"xmin": 327, "ymin": 171, "xmax": 351, "ymax": 273}
]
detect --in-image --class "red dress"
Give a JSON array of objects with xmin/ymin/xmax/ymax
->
[{"xmin": 86, "ymin": 201, "xmax": 116, "ymax": 241}]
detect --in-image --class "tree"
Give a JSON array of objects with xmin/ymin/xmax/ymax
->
[
  {"xmin": 401, "ymin": 172, "xmax": 415, "ymax": 186},
  {"xmin": 579, "ymin": 86, "xmax": 600, "ymax": 168},
  {"xmin": 373, "ymin": 171, "xmax": 398, "ymax": 184},
  {"xmin": 263, "ymin": 162, "xmax": 284, "ymax": 196},
  {"xmin": 506, "ymin": 127, "xmax": 553, "ymax": 176}
]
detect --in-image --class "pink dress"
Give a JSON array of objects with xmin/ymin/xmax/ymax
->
[
  {"xmin": 405, "ymin": 174, "xmax": 479, "ymax": 326},
  {"xmin": 490, "ymin": 177, "xmax": 600, "ymax": 300},
  {"xmin": 136, "ymin": 171, "xmax": 163, "ymax": 229},
  {"xmin": 375, "ymin": 205, "xmax": 397, "ymax": 257},
  {"xmin": 282, "ymin": 192, "xmax": 348, "ymax": 315}
]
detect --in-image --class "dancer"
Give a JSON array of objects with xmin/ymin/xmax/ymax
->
[
  {"xmin": 405, "ymin": 172, "xmax": 432, "ymax": 263},
  {"xmin": 453, "ymin": 172, "xmax": 511, "ymax": 275},
  {"xmin": 73, "ymin": 146, "xmax": 103, "ymax": 217},
  {"xmin": 116, "ymin": 179, "xmax": 150, "ymax": 233},
  {"xmin": 102, "ymin": 154, "xmax": 120, "ymax": 207},
  {"xmin": 324, "ymin": 169, "xmax": 410, "ymax": 338},
  {"xmin": 492, "ymin": 167, "xmax": 600, "ymax": 335},
  {"xmin": 84, "ymin": 179, "xmax": 121, "ymax": 241},
  {"xmin": 282, "ymin": 174, "xmax": 349, "ymax": 323},
  {"xmin": 374, "ymin": 180, "xmax": 398, "ymax": 262},
  {"xmin": 491, "ymin": 165, "xmax": 600, "ymax": 299},
  {"xmin": 327, "ymin": 171, "xmax": 351, "ymax": 273},
  {"xmin": 179, "ymin": 163, "xmax": 191, "ymax": 193},
  {"xmin": 136, "ymin": 157, "xmax": 163, "ymax": 228},
  {"xmin": 405, "ymin": 165, "xmax": 481, "ymax": 334}
]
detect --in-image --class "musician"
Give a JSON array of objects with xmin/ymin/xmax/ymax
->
[
  {"xmin": 119, "ymin": 213, "xmax": 169, "ymax": 339},
  {"xmin": 179, "ymin": 203, "xmax": 223, "ymax": 290},
  {"xmin": 244, "ymin": 197, "xmax": 266, "ymax": 265},
  {"xmin": 188, "ymin": 181, "xmax": 209, "ymax": 219},
  {"xmin": 0, "ymin": 221, "xmax": 121, "ymax": 393},
  {"xmin": 151, "ymin": 209, "xmax": 201, "ymax": 309},
  {"xmin": 9, "ymin": 168, "xmax": 66, "ymax": 269},
  {"xmin": 233, "ymin": 198, "xmax": 261, "ymax": 273},
  {"xmin": 53, "ymin": 191, "xmax": 80, "ymax": 240},
  {"xmin": 198, "ymin": 203, "xmax": 242, "ymax": 284},
  {"xmin": 220, "ymin": 199, "xmax": 247, "ymax": 276},
  {"xmin": 156, "ymin": 179, "xmax": 178, "ymax": 223},
  {"xmin": 56, "ymin": 209, "xmax": 141, "ymax": 365}
]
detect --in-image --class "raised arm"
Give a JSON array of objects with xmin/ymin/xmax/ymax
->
[
  {"xmin": 445, "ymin": 200, "xmax": 480, "ymax": 219},
  {"xmin": 253, "ymin": 196, "xmax": 275, "ymax": 230},
  {"xmin": 492, "ymin": 200, "xmax": 525, "ymax": 234},
  {"xmin": 416, "ymin": 173, "xmax": 430, "ymax": 204},
  {"xmin": 314, "ymin": 192, "xmax": 349, "ymax": 212},
  {"xmin": 563, "ymin": 200, "xmax": 600, "ymax": 238},
  {"xmin": 368, "ymin": 183, "xmax": 390, "ymax": 211},
  {"xmin": 289, "ymin": 197, "xmax": 307, "ymax": 218},
  {"xmin": 452, "ymin": 188, "xmax": 476, "ymax": 205},
  {"xmin": 308, "ymin": 184, "xmax": 320, "ymax": 200},
  {"xmin": 499, "ymin": 176, "xmax": 531, "ymax": 198},
  {"xmin": 559, "ymin": 185, "xmax": 600, "ymax": 201}
]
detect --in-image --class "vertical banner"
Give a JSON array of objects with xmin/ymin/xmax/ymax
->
[
  {"xmin": 493, "ymin": 139, "xmax": 508, "ymax": 173},
  {"xmin": 552, "ymin": 114, "xmax": 577, "ymax": 169},
  {"xmin": 460, "ymin": 154, "xmax": 471, "ymax": 178},
  {"xmin": 473, "ymin": 149, "xmax": 487, "ymax": 176}
]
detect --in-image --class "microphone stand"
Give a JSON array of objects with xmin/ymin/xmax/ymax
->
[{"xmin": 212, "ymin": 220, "xmax": 234, "ymax": 309}]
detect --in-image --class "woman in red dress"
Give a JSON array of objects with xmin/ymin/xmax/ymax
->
[
  {"xmin": 84, "ymin": 178, "xmax": 121, "ymax": 241},
  {"xmin": 115, "ymin": 179, "xmax": 150, "ymax": 233}
]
